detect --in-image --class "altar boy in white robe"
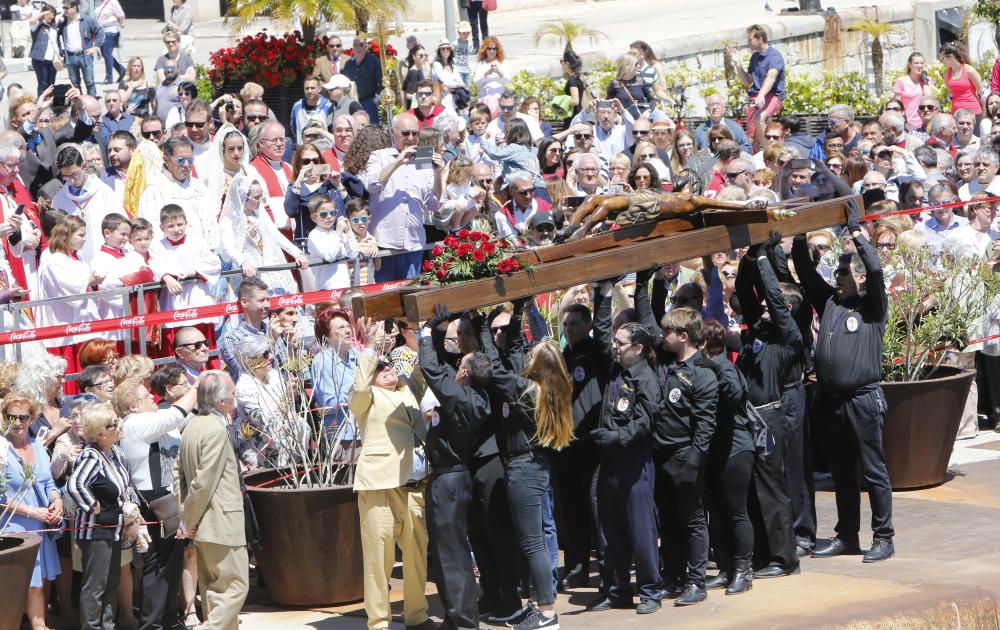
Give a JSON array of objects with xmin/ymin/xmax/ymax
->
[
  {"xmin": 90, "ymin": 213, "xmax": 155, "ymax": 345},
  {"xmin": 148, "ymin": 204, "xmax": 222, "ymax": 356}
]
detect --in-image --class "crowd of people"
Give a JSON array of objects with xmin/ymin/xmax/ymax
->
[{"xmin": 2, "ymin": 5, "xmax": 1000, "ymax": 629}]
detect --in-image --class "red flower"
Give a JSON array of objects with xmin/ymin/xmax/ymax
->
[
  {"xmin": 457, "ymin": 229, "xmax": 471, "ymax": 239},
  {"xmin": 435, "ymin": 269, "xmax": 447, "ymax": 280},
  {"xmin": 443, "ymin": 236, "xmax": 459, "ymax": 249},
  {"xmin": 472, "ymin": 249, "xmax": 487, "ymax": 263},
  {"xmin": 431, "ymin": 244, "xmax": 445, "ymax": 258},
  {"xmin": 469, "ymin": 231, "xmax": 484, "ymax": 241},
  {"xmin": 456, "ymin": 243, "xmax": 474, "ymax": 258},
  {"xmin": 497, "ymin": 258, "xmax": 521, "ymax": 274},
  {"xmin": 482, "ymin": 241, "xmax": 497, "ymax": 255},
  {"xmin": 422, "ymin": 260, "xmax": 435, "ymax": 272},
  {"xmin": 497, "ymin": 240, "xmax": 509, "ymax": 249}
]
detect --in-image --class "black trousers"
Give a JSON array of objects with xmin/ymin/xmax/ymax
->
[
  {"xmin": 706, "ymin": 449, "xmax": 755, "ymax": 571},
  {"xmin": 426, "ymin": 470, "xmax": 478, "ymax": 630},
  {"xmin": 598, "ymin": 451, "xmax": 662, "ymax": 601},
  {"xmin": 749, "ymin": 405, "xmax": 798, "ymax": 571},
  {"xmin": 654, "ymin": 445, "xmax": 708, "ymax": 589},
  {"xmin": 814, "ymin": 387, "xmax": 894, "ymax": 543},
  {"xmin": 467, "ymin": 454, "xmax": 520, "ymax": 613},
  {"xmin": 782, "ymin": 382, "xmax": 817, "ymax": 547},
  {"xmin": 977, "ymin": 352, "xmax": 1000, "ymax": 426},
  {"xmin": 554, "ymin": 439, "xmax": 599, "ymax": 578},
  {"xmin": 137, "ymin": 498, "xmax": 184, "ymax": 630},
  {"xmin": 467, "ymin": 1, "xmax": 489, "ymax": 49}
]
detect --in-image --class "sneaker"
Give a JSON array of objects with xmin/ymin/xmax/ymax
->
[
  {"xmin": 494, "ymin": 603, "xmax": 533, "ymax": 625},
  {"xmin": 512, "ymin": 608, "xmax": 559, "ymax": 630}
]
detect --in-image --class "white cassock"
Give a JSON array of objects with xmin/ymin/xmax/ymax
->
[
  {"xmin": 100, "ymin": 168, "xmax": 127, "ymax": 203},
  {"xmin": 91, "ymin": 245, "xmax": 153, "ymax": 339},
  {"xmin": 191, "ymin": 139, "xmax": 214, "ymax": 180},
  {"xmin": 36, "ymin": 249, "xmax": 100, "ymax": 348},
  {"xmin": 307, "ymin": 226, "xmax": 358, "ymax": 290},
  {"xmin": 148, "ymin": 234, "xmax": 222, "ymax": 329},
  {"xmin": 51, "ymin": 175, "xmax": 125, "ymax": 263},
  {"xmin": 138, "ymin": 171, "xmax": 219, "ymax": 252}
]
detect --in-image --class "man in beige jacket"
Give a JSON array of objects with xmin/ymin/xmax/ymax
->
[
  {"xmin": 174, "ymin": 371, "xmax": 248, "ymax": 630},
  {"xmin": 349, "ymin": 319, "xmax": 436, "ymax": 630}
]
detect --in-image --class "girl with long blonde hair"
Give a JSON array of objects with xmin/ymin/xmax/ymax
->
[{"xmin": 479, "ymin": 305, "xmax": 572, "ymax": 626}]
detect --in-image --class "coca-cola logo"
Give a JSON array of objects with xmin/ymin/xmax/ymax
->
[
  {"xmin": 172, "ymin": 309, "xmax": 199, "ymax": 321},
  {"xmin": 119, "ymin": 316, "xmax": 145, "ymax": 328},
  {"xmin": 277, "ymin": 294, "xmax": 304, "ymax": 307},
  {"xmin": 65, "ymin": 323, "xmax": 92, "ymax": 335},
  {"xmin": 9, "ymin": 329, "xmax": 36, "ymax": 342},
  {"xmin": 224, "ymin": 304, "xmax": 240, "ymax": 315}
]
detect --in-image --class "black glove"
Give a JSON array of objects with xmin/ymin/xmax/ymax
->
[
  {"xmin": 634, "ymin": 265, "xmax": 656, "ymax": 285},
  {"xmin": 425, "ymin": 304, "xmax": 451, "ymax": 330},
  {"xmin": 511, "ymin": 296, "xmax": 532, "ymax": 312},
  {"xmin": 845, "ymin": 199, "xmax": 862, "ymax": 235},
  {"xmin": 764, "ymin": 230, "xmax": 783, "ymax": 251},
  {"xmin": 677, "ymin": 447, "xmax": 703, "ymax": 485},
  {"xmin": 589, "ymin": 427, "xmax": 620, "ymax": 448},
  {"xmin": 746, "ymin": 243, "xmax": 763, "ymax": 259}
]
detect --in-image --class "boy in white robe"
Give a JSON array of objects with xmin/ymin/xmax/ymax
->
[{"xmin": 90, "ymin": 213, "xmax": 155, "ymax": 340}]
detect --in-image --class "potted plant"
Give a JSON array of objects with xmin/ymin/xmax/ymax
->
[
  {"xmin": 240, "ymin": 346, "xmax": 365, "ymax": 607},
  {"xmin": 879, "ymin": 243, "xmax": 1000, "ymax": 489},
  {"xmin": 0, "ymin": 448, "xmax": 44, "ymax": 630}
]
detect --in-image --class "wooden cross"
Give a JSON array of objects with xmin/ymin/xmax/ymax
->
[{"xmin": 353, "ymin": 194, "xmax": 858, "ymax": 323}]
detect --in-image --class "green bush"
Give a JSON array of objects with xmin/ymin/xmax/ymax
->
[
  {"xmin": 782, "ymin": 70, "xmax": 882, "ymax": 115},
  {"xmin": 195, "ymin": 65, "xmax": 214, "ymax": 101},
  {"xmin": 508, "ymin": 70, "xmax": 564, "ymax": 119},
  {"xmin": 583, "ymin": 57, "xmax": 616, "ymax": 101}
]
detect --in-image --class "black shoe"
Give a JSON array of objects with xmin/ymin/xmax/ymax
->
[
  {"xmin": 661, "ymin": 582, "xmax": 683, "ymax": 599},
  {"xmin": 586, "ymin": 595, "xmax": 632, "ymax": 611},
  {"xmin": 753, "ymin": 563, "xmax": 800, "ymax": 578},
  {"xmin": 512, "ymin": 609, "xmax": 559, "ymax": 630},
  {"xmin": 561, "ymin": 569, "xmax": 589, "ymax": 589},
  {"xmin": 704, "ymin": 572, "xmax": 729, "ymax": 590},
  {"xmin": 812, "ymin": 537, "xmax": 862, "ymax": 558},
  {"xmin": 796, "ymin": 543, "xmax": 813, "ymax": 558},
  {"xmin": 636, "ymin": 598, "xmax": 661, "ymax": 614},
  {"xmin": 726, "ymin": 558, "xmax": 753, "ymax": 595},
  {"xmin": 489, "ymin": 603, "xmax": 530, "ymax": 623},
  {"xmin": 674, "ymin": 584, "xmax": 707, "ymax": 606},
  {"xmin": 863, "ymin": 539, "xmax": 895, "ymax": 563}
]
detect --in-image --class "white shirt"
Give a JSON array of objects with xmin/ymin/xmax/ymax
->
[
  {"xmin": 52, "ymin": 176, "xmax": 124, "ymax": 263},
  {"xmin": 958, "ymin": 177, "xmax": 1000, "ymax": 201},
  {"xmin": 91, "ymin": 245, "xmax": 149, "ymax": 326},
  {"xmin": 484, "ymin": 113, "xmax": 543, "ymax": 145},
  {"xmin": 138, "ymin": 172, "xmax": 218, "ymax": 251},
  {"xmin": 36, "ymin": 249, "xmax": 100, "ymax": 347},
  {"xmin": 64, "ymin": 17, "xmax": 83, "ymax": 52},
  {"xmin": 120, "ymin": 407, "xmax": 188, "ymax": 492},
  {"xmin": 308, "ymin": 226, "xmax": 359, "ymax": 290},
  {"xmin": 148, "ymin": 234, "xmax": 222, "ymax": 329}
]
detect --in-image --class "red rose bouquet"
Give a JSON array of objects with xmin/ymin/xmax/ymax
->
[
  {"xmin": 418, "ymin": 230, "xmax": 524, "ymax": 285},
  {"xmin": 209, "ymin": 31, "xmax": 326, "ymax": 90}
]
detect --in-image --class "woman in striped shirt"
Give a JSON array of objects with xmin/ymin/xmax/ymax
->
[{"xmin": 67, "ymin": 401, "xmax": 136, "ymax": 630}]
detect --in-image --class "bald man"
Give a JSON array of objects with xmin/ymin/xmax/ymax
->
[
  {"xmin": 249, "ymin": 119, "xmax": 295, "ymax": 230},
  {"xmin": 362, "ymin": 113, "xmax": 446, "ymax": 281}
]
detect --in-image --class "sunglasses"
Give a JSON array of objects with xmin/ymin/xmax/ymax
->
[
  {"xmin": 639, "ymin": 153, "xmax": 656, "ymax": 160},
  {"xmin": 164, "ymin": 39, "xmax": 178, "ymax": 45},
  {"xmin": 884, "ymin": 106, "xmax": 902, "ymax": 112},
  {"xmin": 827, "ymin": 162, "xmax": 843, "ymax": 169},
  {"xmin": 574, "ymin": 133, "xmax": 593, "ymax": 140},
  {"xmin": 177, "ymin": 340, "xmax": 208, "ymax": 350},
  {"xmin": 104, "ymin": 419, "xmax": 120, "ymax": 430},
  {"xmin": 499, "ymin": 105, "xmax": 515, "ymax": 111},
  {"xmin": 328, "ymin": 43, "xmax": 342, "ymax": 49},
  {"xmin": 725, "ymin": 170, "xmax": 748, "ymax": 180},
  {"xmin": 315, "ymin": 211, "xmax": 336, "ymax": 219},
  {"xmin": 514, "ymin": 188, "xmax": 535, "ymax": 196},
  {"xmin": 185, "ymin": 120, "xmax": 207, "ymax": 129},
  {"xmin": 765, "ymin": 134, "xmax": 783, "ymax": 140},
  {"xmin": 399, "ymin": 130, "xmax": 420, "ymax": 137},
  {"xmin": 875, "ymin": 241, "xmax": 896, "ymax": 250},
  {"xmin": 813, "ymin": 243, "xmax": 831, "ymax": 251},
  {"xmin": 534, "ymin": 225, "xmax": 555, "ymax": 234},
  {"xmin": 416, "ymin": 91, "xmax": 434, "ymax": 98},
  {"xmin": 245, "ymin": 114, "xmax": 268, "ymax": 122},
  {"xmin": 350, "ymin": 216, "xmax": 371, "ymax": 224},
  {"xmin": 475, "ymin": 178, "xmax": 493, "ymax": 187},
  {"xmin": 918, "ymin": 105, "xmax": 938, "ymax": 111},
  {"xmin": 875, "ymin": 150, "xmax": 892, "ymax": 159},
  {"xmin": 6, "ymin": 413, "xmax": 30, "ymax": 423},
  {"xmin": 170, "ymin": 156, "xmax": 194, "ymax": 166},
  {"xmin": 141, "ymin": 129, "xmax": 163, "ymax": 139},
  {"xmin": 300, "ymin": 158, "xmax": 323, "ymax": 165},
  {"xmin": 633, "ymin": 130, "xmax": 650, "ymax": 136}
]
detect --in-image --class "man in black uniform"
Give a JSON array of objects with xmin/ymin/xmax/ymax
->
[
  {"xmin": 419, "ymin": 305, "xmax": 494, "ymax": 628},
  {"xmin": 792, "ymin": 200, "xmax": 895, "ymax": 563},
  {"xmin": 557, "ymin": 285, "xmax": 613, "ymax": 589},
  {"xmin": 653, "ymin": 307, "xmax": 719, "ymax": 606},
  {"xmin": 735, "ymin": 235, "xmax": 802, "ymax": 578},
  {"xmin": 587, "ymin": 281, "xmax": 663, "ymax": 615}
]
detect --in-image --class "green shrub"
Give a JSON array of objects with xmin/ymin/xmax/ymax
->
[
  {"xmin": 782, "ymin": 70, "xmax": 882, "ymax": 115},
  {"xmin": 508, "ymin": 70, "xmax": 564, "ymax": 119}
]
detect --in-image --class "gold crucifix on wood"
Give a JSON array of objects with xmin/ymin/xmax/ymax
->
[{"xmin": 361, "ymin": 9, "xmax": 400, "ymax": 125}]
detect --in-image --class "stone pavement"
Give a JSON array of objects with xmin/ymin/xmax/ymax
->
[{"xmin": 240, "ymin": 430, "xmax": 1000, "ymax": 629}]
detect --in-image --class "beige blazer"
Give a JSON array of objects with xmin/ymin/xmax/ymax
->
[
  {"xmin": 173, "ymin": 412, "xmax": 246, "ymax": 548},
  {"xmin": 349, "ymin": 352, "xmax": 427, "ymax": 492}
]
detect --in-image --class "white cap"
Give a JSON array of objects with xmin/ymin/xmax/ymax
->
[{"xmin": 323, "ymin": 74, "xmax": 352, "ymax": 91}]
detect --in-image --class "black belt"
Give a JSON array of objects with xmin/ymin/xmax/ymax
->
[
  {"xmin": 755, "ymin": 400, "xmax": 782, "ymax": 412},
  {"xmin": 65, "ymin": 50, "xmax": 84, "ymax": 56}
]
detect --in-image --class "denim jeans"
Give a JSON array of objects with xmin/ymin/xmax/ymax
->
[
  {"xmin": 66, "ymin": 51, "xmax": 96, "ymax": 96},
  {"xmin": 100, "ymin": 30, "xmax": 125, "ymax": 82},
  {"xmin": 31, "ymin": 59, "xmax": 57, "ymax": 95},
  {"xmin": 504, "ymin": 449, "xmax": 555, "ymax": 605}
]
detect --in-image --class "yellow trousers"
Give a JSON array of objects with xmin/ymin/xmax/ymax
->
[{"xmin": 193, "ymin": 541, "xmax": 248, "ymax": 630}]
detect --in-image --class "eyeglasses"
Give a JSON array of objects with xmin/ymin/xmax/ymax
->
[
  {"xmin": 416, "ymin": 91, "xmax": 434, "ymax": 98},
  {"xmin": 610, "ymin": 339, "xmax": 633, "ymax": 348},
  {"xmin": 534, "ymin": 226, "xmax": 555, "ymax": 234},
  {"xmin": 576, "ymin": 167, "xmax": 598, "ymax": 173},
  {"xmin": 884, "ymin": 106, "xmax": 902, "ymax": 112},
  {"xmin": 328, "ymin": 43, "xmax": 342, "ymax": 49},
  {"xmin": 92, "ymin": 379, "xmax": 114, "ymax": 389},
  {"xmin": 261, "ymin": 137, "xmax": 285, "ymax": 145},
  {"xmin": 141, "ymin": 129, "xmax": 163, "ymax": 139},
  {"xmin": 315, "ymin": 211, "xmax": 336, "ymax": 219},
  {"xmin": 725, "ymin": 169, "xmax": 748, "ymax": 181},
  {"xmin": 812, "ymin": 243, "xmax": 831, "ymax": 251},
  {"xmin": 827, "ymin": 162, "xmax": 844, "ymax": 170},
  {"xmin": 162, "ymin": 66, "xmax": 177, "ymax": 72},
  {"xmin": 6, "ymin": 413, "xmax": 30, "ymax": 423},
  {"xmin": 177, "ymin": 340, "xmax": 208, "ymax": 350},
  {"xmin": 639, "ymin": 153, "xmax": 656, "ymax": 160},
  {"xmin": 164, "ymin": 39, "xmax": 178, "ymax": 45},
  {"xmin": 333, "ymin": 126, "xmax": 354, "ymax": 134},
  {"xmin": 828, "ymin": 119, "xmax": 842, "ymax": 127},
  {"xmin": 350, "ymin": 216, "xmax": 371, "ymax": 224},
  {"xmin": 499, "ymin": 104, "xmax": 515, "ymax": 111},
  {"xmin": 574, "ymin": 133, "xmax": 593, "ymax": 140},
  {"xmin": 765, "ymin": 134, "xmax": 783, "ymax": 140},
  {"xmin": 825, "ymin": 143, "xmax": 845, "ymax": 150},
  {"xmin": 300, "ymin": 157, "xmax": 322, "ymax": 165},
  {"xmin": 546, "ymin": 147, "xmax": 561, "ymax": 154},
  {"xmin": 875, "ymin": 241, "xmax": 896, "ymax": 250},
  {"xmin": 513, "ymin": 188, "xmax": 535, "ymax": 196},
  {"xmin": 957, "ymin": 162, "xmax": 973, "ymax": 169},
  {"xmin": 398, "ymin": 130, "xmax": 419, "ymax": 137},
  {"xmin": 169, "ymin": 156, "xmax": 194, "ymax": 166},
  {"xmin": 185, "ymin": 120, "xmax": 208, "ymax": 129},
  {"xmin": 918, "ymin": 105, "xmax": 938, "ymax": 111},
  {"xmin": 245, "ymin": 114, "xmax": 268, "ymax": 122},
  {"xmin": 633, "ymin": 129, "xmax": 650, "ymax": 136}
]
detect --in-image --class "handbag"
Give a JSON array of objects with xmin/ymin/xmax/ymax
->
[
  {"xmin": 483, "ymin": 0, "xmax": 498, "ymax": 11},
  {"xmin": 137, "ymin": 440, "xmax": 180, "ymax": 538}
]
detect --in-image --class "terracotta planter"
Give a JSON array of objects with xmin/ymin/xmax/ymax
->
[
  {"xmin": 244, "ymin": 469, "xmax": 364, "ymax": 606},
  {"xmin": 0, "ymin": 533, "xmax": 42, "ymax": 630},
  {"xmin": 881, "ymin": 367, "xmax": 975, "ymax": 490}
]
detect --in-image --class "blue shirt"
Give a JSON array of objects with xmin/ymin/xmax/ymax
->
[
  {"xmin": 749, "ymin": 45, "xmax": 785, "ymax": 101},
  {"xmin": 219, "ymin": 318, "xmax": 267, "ymax": 379},
  {"xmin": 310, "ymin": 347, "xmax": 359, "ymax": 439},
  {"xmin": 99, "ymin": 112, "xmax": 136, "ymax": 147}
]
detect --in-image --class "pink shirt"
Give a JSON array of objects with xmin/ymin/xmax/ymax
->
[
  {"xmin": 893, "ymin": 75, "xmax": 928, "ymax": 129},
  {"xmin": 945, "ymin": 66, "xmax": 982, "ymax": 115}
]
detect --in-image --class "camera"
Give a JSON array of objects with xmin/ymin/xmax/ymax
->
[{"xmin": 225, "ymin": 103, "xmax": 235, "ymax": 112}]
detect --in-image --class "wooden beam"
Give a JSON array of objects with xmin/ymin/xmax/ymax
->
[
  {"xmin": 400, "ymin": 195, "xmax": 855, "ymax": 322},
  {"xmin": 530, "ymin": 218, "xmax": 699, "ymax": 263},
  {"xmin": 350, "ymin": 288, "xmax": 421, "ymax": 321}
]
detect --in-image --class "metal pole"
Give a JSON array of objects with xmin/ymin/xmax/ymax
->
[
  {"xmin": 444, "ymin": 0, "xmax": 457, "ymax": 42},
  {"xmin": 137, "ymin": 285, "xmax": 147, "ymax": 357}
]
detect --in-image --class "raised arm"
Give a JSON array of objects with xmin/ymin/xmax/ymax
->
[
  {"xmin": 791, "ymin": 234, "xmax": 833, "ymax": 318},
  {"xmin": 634, "ymin": 266, "xmax": 659, "ymax": 336},
  {"xmin": 736, "ymin": 254, "xmax": 763, "ymax": 327},
  {"xmin": 755, "ymin": 246, "xmax": 802, "ymax": 347}
]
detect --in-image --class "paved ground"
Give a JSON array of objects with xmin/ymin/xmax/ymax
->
[{"xmin": 239, "ymin": 429, "xmax": 1000, "ymax": 629}]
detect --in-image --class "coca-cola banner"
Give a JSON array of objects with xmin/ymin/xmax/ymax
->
[{"xmin": 0, "ymin": 281, "xmax": 409, "ymax": 346}]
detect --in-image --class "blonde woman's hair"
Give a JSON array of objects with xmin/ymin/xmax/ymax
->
[
  {"xmin": 1, "ymin": 391, "xmax": 39, "ymax": 427},
  {"xmin": 521, "ymin": 341, "xmax": 574, "ymax": 450},
  {"xmin": 79, "ymin": 401, "xmax": 116, "ymax": 442},
  {"xmin": 112, "ymin": 377, "xmax": 146, "ymax": 417},
  {"xmin": 615, "ymin": 52, "xmax": 640, "ymax": 81},
  {"xmin": 113, "ymin": 355, "xmax": 154, "ymax": 385},
  {"xmin": 0, "ymin": 362, "xmax": 21, "ymax": 399}
]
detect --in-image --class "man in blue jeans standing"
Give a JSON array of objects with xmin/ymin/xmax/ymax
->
[{"xmin": 58, "ymin": 1, "xmax": 104, "ymax": 96}]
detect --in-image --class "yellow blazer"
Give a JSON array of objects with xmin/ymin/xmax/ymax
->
[
  {"xmin": 349, "ymin": 351, "xmax": 427, "ymax": 492},
  {"xmin": 173, "ymin": 412, "xmax": 246, "ymax": 548}
]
